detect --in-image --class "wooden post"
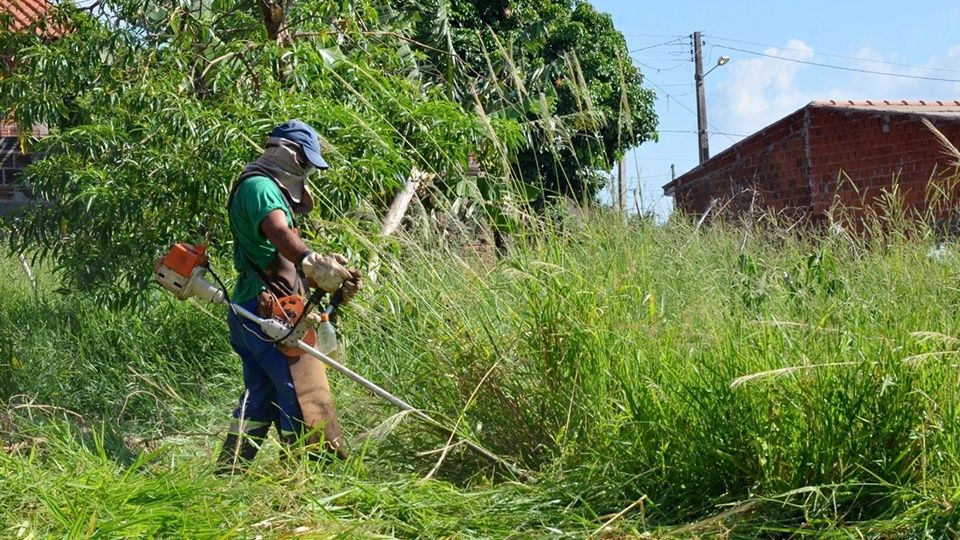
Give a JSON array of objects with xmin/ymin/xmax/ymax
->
[
  {"xmin": 618, "ymin": 156, "xmax": 627, "ymax": 215},
  {"xmin": 694, "ymin": 31, "xmax": 710, "ymax": 164},
  {"xmin": 366, "ymin": 168, "xmax": 435, "ymax": 284},
  {"xmin": 380, "ymin": 168, "xmax": 433, "ymax": 237}
]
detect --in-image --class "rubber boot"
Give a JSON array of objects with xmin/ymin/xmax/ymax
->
[{"xmin": 215, "ymin": 423, "xmax": 270, "ymax": 475}]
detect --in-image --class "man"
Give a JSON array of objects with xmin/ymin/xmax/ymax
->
[{"xmin": 218, "ymin": 119, "xmax": 361, "ymax": 472}]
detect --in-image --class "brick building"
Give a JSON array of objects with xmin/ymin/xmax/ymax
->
[
  {"xmin": 0, "ymin": 124, "xmax": 46, "ymax": 215},
  {"xmin": 662, "ymin": 100, "xmax": 960, "ymax": 222},
  {"xmin": 1, "ymin": 0, "xmax": 61, "ymax": 215}
]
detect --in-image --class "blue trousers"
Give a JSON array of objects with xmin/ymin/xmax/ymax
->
[{"xmin": 227, "ymin": 298, "xmax": 304, "ymax": 435}]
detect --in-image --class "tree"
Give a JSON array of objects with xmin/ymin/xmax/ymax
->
[
  {"xmin": 393, "ymin": 0, "xmax": 658, "ymax": 203},
  {"xmin": 1, "ymin": 0, "xmax": 521, "ymax": 308}
]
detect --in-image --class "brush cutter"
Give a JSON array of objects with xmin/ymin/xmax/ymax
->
[{"xmin": 154, "ymin": 243, "xmax": 522, "ymax": 475}]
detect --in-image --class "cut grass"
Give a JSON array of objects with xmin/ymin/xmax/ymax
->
[{"xmin": 0, "ymin": 419, "xmax": 597, "ymax": 538}]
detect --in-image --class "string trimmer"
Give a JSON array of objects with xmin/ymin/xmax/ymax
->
[{"xmin": 154, "ymin": 243, "xmax": 523, "ymax": 476}]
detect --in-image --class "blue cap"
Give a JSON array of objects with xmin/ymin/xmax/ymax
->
[{"xmin": 269, "ymin": 120, "xmax": 329, "ymax": 170}]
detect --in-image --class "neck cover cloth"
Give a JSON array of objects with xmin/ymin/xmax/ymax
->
[{"xmin": 241, "ymin": 136, "xmax": 315, "ymax": 214}]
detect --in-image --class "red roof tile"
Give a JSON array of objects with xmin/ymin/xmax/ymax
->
[
  {"xmin": 1, "ymin": 0, "xmax": 63, "ymax": 37},
  {"xmin": 812, "ymin": 99, "xmax": 960, "ymax": 116}
]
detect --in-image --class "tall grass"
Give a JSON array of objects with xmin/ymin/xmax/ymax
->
[
  {"xmin": 344, "ymin": 208, "xmax": 960, "ymax": 533},
  {"xmin": 0, "ymin": 255, "xmax": 234, "ymax": 430},
  {"xmin": 4, "ymin": 205, "xmax": 960, "ymax": 536}
]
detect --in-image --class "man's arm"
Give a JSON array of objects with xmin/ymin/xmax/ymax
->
[
  {"xmin": 260, "ymin": 209, "xmax": 309, "ymax": 263},
  {"xmin": 260, "ymin": 209, "xmax": 360, "ymax": 299}
]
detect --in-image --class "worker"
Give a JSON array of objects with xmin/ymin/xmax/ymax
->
[{"xmin": 218, "ymin": 119, "xmax": 361, "ymax": 473}]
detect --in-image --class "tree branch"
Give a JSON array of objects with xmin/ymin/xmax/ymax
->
[
  {"xmin": 380, "ymin": 168, "xmax": 435, "ymax": 237},
  {"xmin": 257, "ymin": 0, "xmax": 293, "ymax": 46}
]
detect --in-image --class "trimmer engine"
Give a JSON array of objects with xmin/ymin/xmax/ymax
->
[
  {"xmin": 154, "ymin": 243, "xmax": 226, "ymax": 305},
  {"xmin": 154, "ymin": 243, "xmax": 308, "ymax": 349}
]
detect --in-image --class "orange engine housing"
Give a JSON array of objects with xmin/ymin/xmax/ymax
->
[
  {"xmin": 270, "ymin": 295, "xmax": 317, "ymax": 357},
  {"xmin": 160, "ymin": 243, "xmax": 208, "ymax": 278}
]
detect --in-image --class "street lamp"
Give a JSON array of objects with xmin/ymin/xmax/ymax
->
[
  {"xmin": 694, "ymin": 30, "xmax": 730, "ymax": 164},
  {"xmin": 704, "ymin": 55, "xmax": 730, "ymax": 78}
]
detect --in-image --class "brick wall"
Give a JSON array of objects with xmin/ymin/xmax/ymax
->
[
  {"xmin": 807, "ymin": 107, "xmax": 960, "ymax": 220},
  {"xmin": 670, "ymin": 108, "xmax": 813, "ymax": 219},
  {"xmin": 668, "ymin": 104, "xmax": 960, "ymax": 223},
  {"xmin": 0, "ymin": 134, "xmax": 35, "ymax": 215}
]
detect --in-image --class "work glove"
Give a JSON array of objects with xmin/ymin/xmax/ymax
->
[
  {"xmin": 339, "ymin": 269, "xmax": 362, "ymax": 305},
  {"xmin": 301, "ymin": 252, "xmax": 352, "ymax": 293}
]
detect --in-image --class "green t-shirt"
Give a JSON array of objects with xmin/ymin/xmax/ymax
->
[{"xmin": 229, "ymin": 175, "xmax": 294, "ymax": 304}]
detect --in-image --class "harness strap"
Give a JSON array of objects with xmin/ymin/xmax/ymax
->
[{"xmin": 227, "ymin": 174, "xmax": 305, "ymax": 300}]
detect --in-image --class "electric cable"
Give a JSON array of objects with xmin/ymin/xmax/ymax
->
[
  {"xmin": 205, "ymin": 264, "xmax": 278, "ymax": 344},
  {"xmin": 658, "ymin": 129, "xmax": 750, "ymax": 137},
  {"xmin": 622, "ymin": 33, "xmax": 688, "ymax": 38},
  {"xmin": 629, "ymin": 37, "xmax": 687, "ymax": 53},
  {"xmin": 707, "ymin": 34, "xmax": 960, "ymax": 76},
  {"xmin": 644, "ymin": 76, "xmax": 741, "ymax": 143},
  {"xmin": 205, "ymin": 264, "xmax": 231, "ymax": 306},
  {"xmin": 713, "ymin": 44, "xmax": 960, "ymax": 83},
  {"xmin": 634, "ymin": 59, "xmax": 690, "ymax": 73}
]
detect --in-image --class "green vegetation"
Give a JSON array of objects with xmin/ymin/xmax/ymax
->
[
  {"xmin": 1, "ymin": 0, "xmax": 522, "ymax": 308},
  {"xmin": 396, "ymin": 0, "xmax": 658, "ymax": 200},
  {"xmin": 4, "ymin": 212, "xmax": 960, "ymax": 537},
  {"xmin": 1, "ymin": 0, "xmax": 653, "ymax": 308},
  {"xmin": 3, "ymin": 0, "xmax": 959, "ymax": 537}
]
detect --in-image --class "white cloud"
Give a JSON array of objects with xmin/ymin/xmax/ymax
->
[
  {"xmin": 842, "ymin": 45, "xmax": 960, "ymax": 98},
  {"xmin": 714, "ymin": 39, "xmax": 816, "ymax": 140},
  {"xmin": 710, "ymin": 39, "xmax": 960, "ymax": 153}
]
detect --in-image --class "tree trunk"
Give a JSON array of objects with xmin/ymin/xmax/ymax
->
[
  {"xmin": 257, "ymin": 0, "xmax": 293, "ymax": 46},
  {"xmin": 380, "ymin": 169, "xmax": 434, "ymax": 237}
]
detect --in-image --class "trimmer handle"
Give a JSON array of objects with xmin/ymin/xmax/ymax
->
[
  {"xmin": 324, "ymin": 274, "xmax": 359, "ymax": 317},
  {"xmin": 326, "ymin": 287, "xmax": 344, "ymax": 316}
]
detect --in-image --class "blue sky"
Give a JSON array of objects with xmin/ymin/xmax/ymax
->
[{"xmin": 591, "ymin": 0, "xmax": 960, "ymax": 216}]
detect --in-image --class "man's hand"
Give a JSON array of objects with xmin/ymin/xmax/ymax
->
[
  {"xmin": 302, "ymin": 252, "xmax": 352, "ymax": 293},
  {"xmin": 339, "ymin": 269, "xmax": 362, "ymax": 305}
]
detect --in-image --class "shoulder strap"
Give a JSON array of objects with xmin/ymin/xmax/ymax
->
[
  {"xmin": 229, "ymin": 172, "xmax": 298, "ymax": 227},
  {"xmin": 227, "ymin": 174, "xmax": 300, "ymax": 298},
  {"xmin": 226, "ymin": 172, "xmax": 259, "ymax": 217}
]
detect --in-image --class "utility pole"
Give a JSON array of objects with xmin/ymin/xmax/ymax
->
[
  {"xmin": 618, "ymin": 156, "xmax": 627, "ymax": 215},
  {"xmin": 693, "ymin": 31, "xmax": 709, "ymax": 164}
]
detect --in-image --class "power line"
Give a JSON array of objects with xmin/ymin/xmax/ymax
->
[
  {"xmin": 630, "ymin": 37, "xmax": 687, "ymax": 53},
  {"xmin": 622, "ymin": 33, "xmax": 688, "ymax": 38},
  {"xmin": 634, "ymin": 60, "xmax": 690, "ymax": 73},
  {"xmin": 633, "ymin": 58, "xmax": 692, "ymax": 66},
  {"xmin": 659, "ymin": 129, "xmax": 749, "ymax": 137},
  {"xmin": 715, "ymin": 44, "xmax": 960, "ymax": 83},
  {"xmin": 644, "ymin": 76, "xmax": 741, "ymax": 143},
  {"xmin": 706, "ymin": 35, "xmax": 960, "ymax": 76}
]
